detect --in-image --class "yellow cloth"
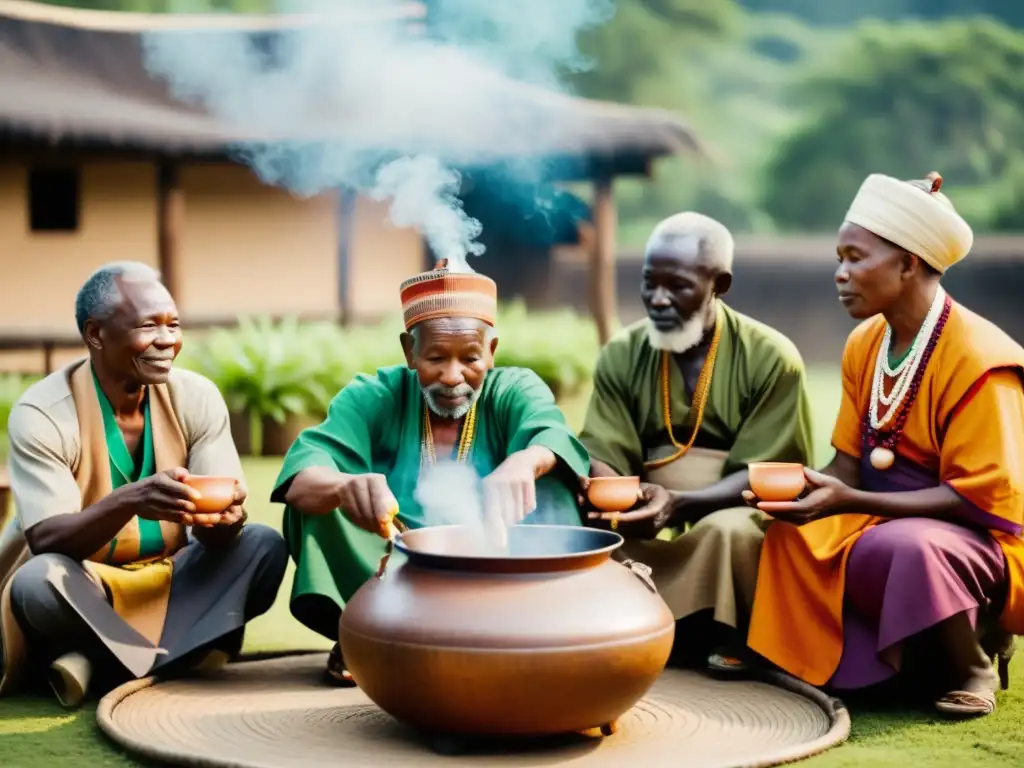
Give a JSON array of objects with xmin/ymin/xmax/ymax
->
[
  {"xmin": 84, "ymin": 560, "xmax": 174, "ymax": 647},
  {"xmin": 844, "ymin": 173, "xmax": 973, "ymax": 273}
]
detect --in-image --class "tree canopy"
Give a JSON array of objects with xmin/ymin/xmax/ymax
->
[{"xmin": 762, "ymin": 19, "xmax": 1024, "ymax": 231}]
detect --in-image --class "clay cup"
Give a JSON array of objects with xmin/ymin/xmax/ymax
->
[
  {"xmin": 748, "ymin": 462, "xmax": 806, "ymax": 502},
  {"xmin": 587, "ymin": 476, "xmax": 642, "ymax": 513},
  {"xmin": 183, "ymin": 475, "xmax": 236, "ymax": 515}
]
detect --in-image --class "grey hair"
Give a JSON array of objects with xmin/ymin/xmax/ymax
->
[
  {"xmin": 408, "ymin": 319, "xmax": 497, "ymax": 350},
  {"xmin": 74, "ymin": 261, "xmax": 161, "ymax": 335},
  {"xmin": 644, "ymin": 212, "xmax": 735, "ymax": 274}
]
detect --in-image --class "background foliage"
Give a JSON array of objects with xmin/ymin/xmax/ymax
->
[{"xmin": 38, "ymin": 0, "xmax": 1024, "ymax": 239}]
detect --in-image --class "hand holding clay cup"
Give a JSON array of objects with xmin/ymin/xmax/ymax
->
[
  {"xmin": 182, "ymin": 474, "xmax": 237, "ymax": 526},
  {"xmin": 750, "ymin": 468, "xmax": 854, "ymax": 526},
  {"xmin": 585, "ymin": 476, "xmax": 676, "ymax": 538},
  {"xmin": 746, "ymin": 462, "xmax": 807, "ymax": 501},
  {"xmin": 585, "ymin": 475, "xmax": 642, "ymax": 517},
  {"xmin": 604, "ymin": 483, "xmax": 673, "ymax": 539}
]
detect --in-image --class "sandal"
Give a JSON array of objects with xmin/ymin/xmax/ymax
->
[
  {"xmin": 934, "ymin": 689, "xmax": 997, "ymax": 717},
  {"xmin": 707, "ymin": 650, "xmax": 750, "ymax": 677},
  {"xmin": 324, "ymin": 642, "xmax": 356, "ymax": 687}
]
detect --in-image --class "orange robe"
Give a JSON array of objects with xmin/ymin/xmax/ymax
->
[{"xmin": 747, "ymin": 302, "xmax": 1024, "ymax": 686}]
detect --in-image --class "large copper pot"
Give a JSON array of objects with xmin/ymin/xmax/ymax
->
[{"xmin": 339, "ymin": 524, "xmax": 675, "ymax": 738}]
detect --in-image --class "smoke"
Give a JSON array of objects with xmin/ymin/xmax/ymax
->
[
  {"xmin": 140, "ymin": 0, "xmax": 613, "ymax": 272},
  {"xmin": 414, "ymin": 461, "xmax": 505, "ymax": 554}
]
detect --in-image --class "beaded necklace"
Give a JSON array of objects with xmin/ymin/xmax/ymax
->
[
  {"xmin": 421, "ymin": 399, "xmax": 478, "ymax": 466},
  {"xmin": 643, "ymin": 303, "xmax": 723, "ymax": 471},
  {"xmin": 872, "ymin": 286, "xmax": 946, "ymax": 414},
  {"xmin": 863, "ymin": 289, "xmax": 951, "ymax": 471}
]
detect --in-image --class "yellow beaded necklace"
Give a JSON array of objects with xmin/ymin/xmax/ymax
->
[
  {"xmin": 643, "ymin": 303, "xmax": 723, "ymax": 471},
  {"xmin": 422, "ymin": 399, "xmax": 478, "ymax": 465}
]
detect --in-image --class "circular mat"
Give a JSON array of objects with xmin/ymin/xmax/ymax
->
[{"xmin": 97, "ymin": 653, "xmax": 849, "ymax": 768}]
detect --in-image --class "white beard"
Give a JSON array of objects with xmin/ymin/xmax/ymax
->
[
  {"xmin": 422, "ymin": 378, "xmax": 484, "ymax": 420},
  {"xmin": 646, "ymin": 315, "xmax": 706, "ymax": 354}
]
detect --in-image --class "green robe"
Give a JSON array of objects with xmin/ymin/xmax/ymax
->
[
  {"xmin": 273, "ymin": 364, "xmax": 591, "ymax": 638},
  {"xmin": 579, "ymin": 303, "xmax": 815, "ymax": 478}
]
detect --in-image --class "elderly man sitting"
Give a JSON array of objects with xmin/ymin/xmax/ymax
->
[
  {"xmin": 579, "ymin": 212, "xmax": 815, "ymax": 676},
  {"xmin": 0, "ymin": 262, "xmax": 288, "ymax": 708},
  {"xmin": 273, "ymin": 259, "xmax": 590, "ymax": 686}
]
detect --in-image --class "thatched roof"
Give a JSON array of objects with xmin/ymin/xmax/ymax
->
[{"xmin": 0, "ymin": 0, "xmax": 701, "ymax": 174}]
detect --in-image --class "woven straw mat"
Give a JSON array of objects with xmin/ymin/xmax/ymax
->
[{"xmin": 97, "ymin": 653, "xmax": 849, "ymax": 768}]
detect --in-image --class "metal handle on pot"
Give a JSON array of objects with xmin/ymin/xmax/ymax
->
[{"xmin": 620, "ymin": 557, "xmax": 657, "ymax": 593}]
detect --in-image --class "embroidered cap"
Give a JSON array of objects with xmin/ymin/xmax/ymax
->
[{"xmin": 399, "ymin": 259, "xmax": 498, "ymax": 330}]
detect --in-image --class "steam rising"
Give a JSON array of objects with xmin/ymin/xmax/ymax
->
[
  {"xmin": 140, "ymin": 0, "xmax": 613, "ymax": 272},
  {"xmin": 414, "ymin": 461, "xmax": 502, "ymax": 553},
  {"xmin": 372, "ymin": 156, "xmax": 484, "ymax": 267}
]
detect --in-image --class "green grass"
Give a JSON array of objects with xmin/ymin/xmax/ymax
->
[{"xmin": 2, "ymin": 367, "xmax": 1023, "ymax": 767}]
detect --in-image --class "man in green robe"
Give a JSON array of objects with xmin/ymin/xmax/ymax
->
[
  {"xmin": 579, "ymin": 212, "xmax": 815, "ymax": 676},
  {"xmin": 272, "ymin": 259, "xmax": 590, "ymax": 685}
]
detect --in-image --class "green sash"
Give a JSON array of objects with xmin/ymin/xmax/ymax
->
[{"xmin": 92, "ymin": 372, "xmax": 163, "ymax": 561}]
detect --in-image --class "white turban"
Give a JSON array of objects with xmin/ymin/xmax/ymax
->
[{"xmin": 843, "ymin": 173, "xmax": 973, "ymax": 273}]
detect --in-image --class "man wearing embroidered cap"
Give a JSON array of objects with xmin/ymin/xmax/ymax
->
[
  {"xmin": 272, "ymin": 260, "xmax": 590, "ymax": 685},
  {"xmin": 747, "ymin": 172, "xmax": 1024, "ymax": 717}
]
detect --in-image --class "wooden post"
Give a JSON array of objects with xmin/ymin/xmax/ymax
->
[
  {"xmin": 335, "ymin": 188, "xmax": 357, "ymax": 326},
  {"xmin": 43, "ymin": 342, "xmax": 54, "ymax": 375},
  {"xmin": 590, "ymin": 176, "xmax": 617, "ymax": 345},
  {"xmin": 157, "ymin": 161, "xmax": 184, "ymax": 303}
]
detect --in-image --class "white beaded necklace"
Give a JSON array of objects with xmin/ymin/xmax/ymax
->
[{"xmin": 869, "ymin": 285, "xmax": 946, "ymax": 431}]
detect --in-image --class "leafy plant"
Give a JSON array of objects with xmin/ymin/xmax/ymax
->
[
  {"xmin": 493, "ymin": 301, "xmax": 599, "ymax": 398},
  {"xmin": 177, "ymin": 315, "xmax": 334, "ymax": 423},
  {"xmin": 177, "ymin": 305, "xmax": 599, "ymax": 422}
]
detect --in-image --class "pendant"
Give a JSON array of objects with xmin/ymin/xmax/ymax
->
[{"xmin": 870, "ymin": 446, "xmax": 895, "ymax": 471}]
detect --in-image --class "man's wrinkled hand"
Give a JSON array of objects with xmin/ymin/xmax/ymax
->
[
  {"xmin": 483, "ymin": 456, "xmax": 538, "ymax": 528},
  {"xmin": 132, "ymin": 467, "xmax": 201, "ymax": 524},
  {"xmin": 337, "ymin": 473, "xmax": 399, "ymax": 538},
  {"xmin": 749, "ymin": 468, "xmax": 853, "ymax": 526},
  {"xmin": 587, "ymin": 482, "xmax": 672, "ymax": 539},
  {"xmin": 183, "ymin": 478, "xmax": 248, "ymax": 527},
  {"xmin": 188, "ymin": 505, "xmax": 247, "ymax": 528}
]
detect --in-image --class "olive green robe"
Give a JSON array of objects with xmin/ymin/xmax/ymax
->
[
  {"xmin": 580, "ymin": 303, "xmax": 815, "ymax": 480},
  {"xmin": 272, "ymin": 365, "xmax": 590, "ymax": 638},
  {"xmin": 578, "ymin": 304, "xmax": 815, "ymax": 627}
]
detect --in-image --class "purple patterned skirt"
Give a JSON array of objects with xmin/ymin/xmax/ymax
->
[{"xmin": 827, "ymin": 447, "xmax": 1009, "ymax": 690}]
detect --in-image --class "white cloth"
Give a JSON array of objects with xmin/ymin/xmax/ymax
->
[{"xmin": 844, "ymin": 173, "xmax": 973, "ymax": 273}]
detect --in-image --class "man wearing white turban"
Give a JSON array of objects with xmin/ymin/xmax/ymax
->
[{"xmin": 747, "ymin": 172, "xmax": 1024, "ymax": 718}]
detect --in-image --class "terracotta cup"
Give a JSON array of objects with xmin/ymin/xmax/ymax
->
[
  {"xmin": 182, "ymin": 475, "xmax": 236, "ymax": 514},
  {"xmin": 748, "ymin": 462, "xmax": 806, "ymax": 502},
  {"xmin": 586, "ymin": 476, "xmax": 642, "ymax": 513}
]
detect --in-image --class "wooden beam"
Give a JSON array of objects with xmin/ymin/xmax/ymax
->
[
  {"xmin": 157, "ymin": 160, "xmax": 184, "ymax": 303},
  {"xmin": 590, "ymin": 176, "xmax": 617, "ymax": 345}
]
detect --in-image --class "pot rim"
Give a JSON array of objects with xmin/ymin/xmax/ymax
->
[{"xmin": 394, "ymin": 524, "xmax": 624, "ymax": 573}]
